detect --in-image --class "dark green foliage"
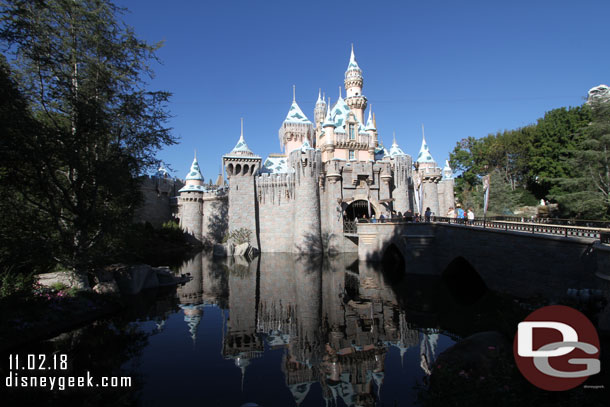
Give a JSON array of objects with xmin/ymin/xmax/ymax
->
[
  {"xmin": 0, "ymin": 0, "xmax": 175, "ymax": 275},
  {"xmin": 449, "ymin": 104, "xmax": 598, "ymax": 218},
  {"xmin": 551, "ymin": 100, "xmax": 610, "ymax": 219}
]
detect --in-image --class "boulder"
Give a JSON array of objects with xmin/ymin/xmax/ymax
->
[
  {"xmin": 115, "ymin": 264, "xmax": 159, "ymax": 295},
  {"xmin": 92, "ymin": 280, "xmax": 120, "ymax": 296},
  {"xmin": 234, "ymin": 242, "xmax": 250, "ymax": 256},
  {"xmin": 37, "ymin": 271, "xmax": 90, "ymax": 290},
  {"xmin": 432, "ymin": 331, "xmax": 510, "ymax": 379}
]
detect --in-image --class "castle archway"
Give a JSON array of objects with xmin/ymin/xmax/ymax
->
[{"xmin": 344, "ymin": 199, "xmax": 376, "ymax": 221}]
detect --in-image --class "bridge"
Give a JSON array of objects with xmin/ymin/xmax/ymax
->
[{"xmin": 350, "ymin": 217, "xmax": 610, "ymax": 301}]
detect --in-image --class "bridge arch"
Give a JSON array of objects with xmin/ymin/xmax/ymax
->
[{"xmin": 441, "ymin": 256, "xmax": 487, "ymax": 305}]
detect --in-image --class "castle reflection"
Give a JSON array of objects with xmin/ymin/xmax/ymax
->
[{"xmin": 175, "ymin": 252, "xmax": 440, "ymax": 406}]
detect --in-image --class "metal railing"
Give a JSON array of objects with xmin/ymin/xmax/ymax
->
[
  {"xmin": 343, "ymin": 215, "xmax": 609, "ymax": 242},
  {"xmin": 486, "ymin": 216, "xmax": 610, "ymax": 229}
]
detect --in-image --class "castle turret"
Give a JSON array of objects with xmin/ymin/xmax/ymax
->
[
  {"xmin": 365, "ymin": 108, "xmax": 377, "ymax": 157},
  {"xmin": 223, "ymin": 120, "xmax": 261, "ymax": 249},
  {"xmin": 437, "ymin": 160, "xmax": 455, "ymax": 217},
  {"xmin": 178, "ymin": 155, "xmax": 205, "ymax": 241},
  {"xmin": 279, "ymin": 87, "xmax": 315, "ymax": 154},
  {"xmin": 314, "ymin": 89, "xmax": 327, "ymax": 128},
  {"xmin": 344, "ymin": 45, "xmax": 367, "ymax": 124},
  {"xmin": 289, "ymin": 141, "xmax": 322, "ymax": 253},
  {"xmin": 414, "ymin": 130, "xmax": 442, "ymax": 216},
  {"xmin": 388, "ymin": 134, "xmax": 412, "ymax": 214}
]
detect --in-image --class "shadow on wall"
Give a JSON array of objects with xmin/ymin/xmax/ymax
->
[
  {"xmin": 206, "ymin": 199, "xmax": 228, "ymax": 246},
  {"xmin": 294, "ymin": 232, "xmax": 338, "ymax": 256},
  {"xmin": 441, "ymin": 256, "xmax": 488, "ymax": 306}
]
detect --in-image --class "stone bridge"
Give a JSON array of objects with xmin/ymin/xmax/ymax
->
[{"xmin": 356, "ymin": 222, "xmax": 610, "ymax": 301}]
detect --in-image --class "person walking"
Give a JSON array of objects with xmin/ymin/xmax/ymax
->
[
  {"xmin": 447, "ymin": 207, "xmax": 455, "ymax": 222},
  {"xmin": 424, "ymin": 207, "xmax": 432, "ymax": 222}
]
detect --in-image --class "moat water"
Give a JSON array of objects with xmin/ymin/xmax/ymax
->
[{"xmin": 4, "ymin": 252, "xmax": 609, "ymax": 406}]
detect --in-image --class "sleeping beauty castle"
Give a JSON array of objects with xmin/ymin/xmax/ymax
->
[{"xmin": 176, "ymin": 47, "xmax": 455, "ymax": 253}]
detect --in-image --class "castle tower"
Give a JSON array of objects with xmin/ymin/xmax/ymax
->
[
  {"xmin": 178, "ymin": 155, "xmax": 205, "ymax": 242},
  {"xmin": 289, "ymin": 141, "xmax": 322, "ymax": 253},
  {"xmin": 414, "ymin": 131, "xmax": 442, "ymax": 216},
  {"xmin": 364, "ymin": 108, "xmax": 378, "ymax": 157},
  {"xmin": 437, "ymin": 160, "xmax": 455, "ymax": 217},
  {"xmin": 388, "ymin": 134, "xmax": 412, "ymax": 214},
  {"xmin": 344, "ymin": 45, "xmax": 367, "ymax": 124},
  {"xmin": 279, "ymin": 88, "xmax": 315, "ymax": 154},
  {"xmin": 223, "ymin": 120, "xmax": 261, "ymax": 249},
  {"xmin": 314, "ymin": 89, "xmax": 327, "ymax": 128}
]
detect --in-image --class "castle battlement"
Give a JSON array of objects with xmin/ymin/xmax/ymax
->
[{"xmin": 256, "ymin": 173, "xmax": 295, "ymax": 205}]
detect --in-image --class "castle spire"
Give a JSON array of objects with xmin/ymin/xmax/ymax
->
[
  {"xmin": 229, "ymin": 118, "xmax": 255, "ymax": 156},
  {"xmin": 416, "ymin": 127, "xmax": 436, "ymax": 163}
]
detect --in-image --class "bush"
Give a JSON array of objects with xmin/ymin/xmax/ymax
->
[
  {"xmin": 0, "ymin": 268, "xmax": 34, "ymax": 299},
  {"xmin": 222, "ymin": 228, "xmax": 251, "ymax": 245}
]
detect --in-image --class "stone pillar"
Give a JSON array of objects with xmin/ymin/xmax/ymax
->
[{"xmin": 392, "ymin": 156, "xmax": 412, "ymax": 214}]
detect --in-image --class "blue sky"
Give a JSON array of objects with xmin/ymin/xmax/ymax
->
[{"xmin": 116, "ymin": 0, "xmax": 609, "ymax": 181}]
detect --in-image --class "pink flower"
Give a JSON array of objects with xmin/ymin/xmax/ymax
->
[{"xmin": 488, "ymin": 346, "xmax": 496, "ymax": 350}]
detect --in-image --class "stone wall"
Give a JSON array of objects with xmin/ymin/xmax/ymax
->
[
  {"xmin": 257, "ymin": 173, "xmax": 296, "ymax": 252},
  {"xmin": 134, "ymin": 176, "xmax": 183, "ymax": 227}
]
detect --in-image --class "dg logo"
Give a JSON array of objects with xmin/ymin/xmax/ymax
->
[{"xmin": 513, "ymin": 305, "xmax": 601, "ymax": 391}]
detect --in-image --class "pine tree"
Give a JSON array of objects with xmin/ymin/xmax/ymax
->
[{"xmin": 0, "ymin": 0, "xmax": 175, "ymax": 273}]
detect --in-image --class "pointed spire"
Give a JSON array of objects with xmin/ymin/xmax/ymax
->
[
  {"xmin": 228, "ymin": 118, "xmax": 256, "ymax": 156},
  {"xmin": 442, "ymin": 160, "xmax": 453, "ymax": 180},
  {"xmin": 338, "ymin": 86, "xmax": 342, "ymax": 100},
  {"xmin": 185, "ymin": 154, "xmax": 204, "ymax": 180},
  {"xmin": 389, "ymin": 132, "xmax": 406, "ymax": 157},
  {"xmin": 323, "ymin": 101, "xmax": 335, "ymax": 128},
  {"xmin": 416, "ymin": 126, "xmax": 436, "ymax": 163},
  {"xmin": 293, "ymin": 84, "xmax": 296, "ymax": 102},
  {"xmin": 365, "ymin": 107, "xmax": 376, "ymax": 131},
  {"xmin": 317, "ymin": 88, "xmax": 322, "ymax": 103}
]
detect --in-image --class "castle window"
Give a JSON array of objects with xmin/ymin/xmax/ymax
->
[
  {"xmin": 349, "ymin": 124, "xmax": 356, "ymax": 140},
  {"xmin": 349, "ymin": 150, "xmax": 355, "ymax": 160}
]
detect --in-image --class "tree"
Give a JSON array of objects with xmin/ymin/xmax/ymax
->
[
  {"xmin": 0, "ymin": 0, "xmax": 175, "ymax": 274},
  {"xmin": 552, "ymin": 100, "xmax": 610, "ymax": 219}
]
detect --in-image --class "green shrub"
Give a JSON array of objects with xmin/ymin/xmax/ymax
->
[
  {"xmin": 0, "ymin": 268, "xmax": 34, "ymax": 299},
  {"xmin": 222, "ymin": 228, "xmax": 251, "ymax": 245}
]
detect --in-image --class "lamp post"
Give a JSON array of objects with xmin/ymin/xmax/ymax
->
[{"xmin": 482, "ymin": 164, "xmax": 490, "ymax": 227}]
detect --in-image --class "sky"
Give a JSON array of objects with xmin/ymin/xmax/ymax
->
[{"xmin": 115, "ymin": 0, "xmax": 610, "ymax": 181}]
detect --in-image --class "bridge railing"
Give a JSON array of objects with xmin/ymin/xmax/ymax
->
[
  {"xmin": 486, "ymin": 216, "xmax": 610, "ymax": 229},
  {"xmin": 344, "ymin": 215, "xmax": 609, "ymax": 242}
]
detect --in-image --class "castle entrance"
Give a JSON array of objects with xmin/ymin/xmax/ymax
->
[{"xmin": 345, "ymin": 199, "xmax": 375, "ymax": 221}]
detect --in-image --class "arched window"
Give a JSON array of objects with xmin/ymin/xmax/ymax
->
[{"xmin": 349, "ymin": 124, "xmax": 356, "ymax": 140}]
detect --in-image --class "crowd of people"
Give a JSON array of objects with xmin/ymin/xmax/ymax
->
[{"xmin": 350, "ymin": 204, "xmax": 477, "ymax": 225}]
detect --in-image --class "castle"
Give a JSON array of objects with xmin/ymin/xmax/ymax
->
[{"xmin": 177, "ymin": 47, "xmax": 454, "ymax": 253}]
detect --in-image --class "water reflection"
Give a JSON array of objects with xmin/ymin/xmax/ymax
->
[{"xmin": 169, "ymin": 252, "xmax": 448, "ymax": 406}]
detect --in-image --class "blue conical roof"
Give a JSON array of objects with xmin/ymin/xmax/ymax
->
[
  {"xmin": 346, "ymin": 45, "xmax": 362, "ymax": 73},
  {"xmin": 389, "ymin": 133, "xmax": 406, "ymax": 157},
  {"xmin": 416, "ymin": 136, "xmax": 436, "ymax": 163},
  {"xmin": 284, "ymin": 100, "xmax": 312, "ymax": 124},
  {"xmin": 185, "ymin": 157, "xmax": 204, "ymax": 180}
]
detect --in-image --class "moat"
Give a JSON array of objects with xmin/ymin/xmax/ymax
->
[{"xmin": 3, "ymin": 251, "xmax": 609, "ymax": 406}]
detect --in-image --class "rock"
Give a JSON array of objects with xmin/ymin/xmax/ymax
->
[
  {"xmin": 588, "ymin": 84, "xmax": 610, "ymax": 103},
  {"xmin": 115, "ymin": 264, "xmax": 159, "ymax": 295},
  {"xmin": 92, "ymin": 280, "xmax": 120, "ymax": 296},
  {"xmin": 234, "ymin": 242, "xmax": 250, "ymax": 256},
  {"xmin": 37, "ymin": 271, "xmax": 90, "ymax": 290},
  {"xmin": 432, "ymin": 331, "xmax": 510, "ymax": 380}
]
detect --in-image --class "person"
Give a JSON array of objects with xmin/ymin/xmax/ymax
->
[
  {"xmin": 379, "ymin": 213, "xmax": 385, "ymax": 222},
  {"xmin": 424, "ymin": 207, "xmax": 432, "ymax": 222},
  {"xmin": 447, "ymin": 207, "xmax": 455, "ymax": 221},
  {"xmin": 405, "ymin": 209, "xmax": 413, "ymax": 222},
  {"xmin": 371, "ymin": 214, "xmax": 376, "ymax": 223},
  {"xmin": 456, "ymin": 204, "xmax": 465, "ymax": 223},
  {"xmin": 467, "ymin": 207, "xmax": 475, "ymax": 225}
]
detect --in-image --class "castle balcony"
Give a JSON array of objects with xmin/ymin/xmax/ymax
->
[{"xmin": 335, "ymin": 133, "xmax": 371, "ymax": 150}]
